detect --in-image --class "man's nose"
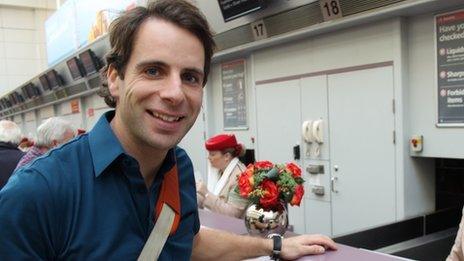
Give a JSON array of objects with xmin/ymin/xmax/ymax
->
[{"xmin": 159, "ymin": 74, "xmax": 184, "ymax": 105}]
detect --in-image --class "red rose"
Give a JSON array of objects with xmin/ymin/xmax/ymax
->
[
  {"xmin": 286, "ymin": 162, "xmax": 302, "ymax": 178},
  {"xmin": 244, "ymin": 164, "xmax": 254, "ymax": 176},
  {"xmin": 238, "ymin": 168, "xmax": 254, "ymax": 198},
  {"xmin": 255, "ymin": 161, "xmax": 274, "ymax": 170},
  {"xmin": 290, "ymin": 185, "xmax": 304, "ymax": 206},
  {"xmin": 259, "ymin": 180, "xmax": 279, "ymax": 209}
]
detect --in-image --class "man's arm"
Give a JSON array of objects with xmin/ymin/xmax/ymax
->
[{"xmin": 191, "ymin": 227, "xmax": 337, "ymax": 260}]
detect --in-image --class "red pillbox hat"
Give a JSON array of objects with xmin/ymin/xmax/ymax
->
[{"xmin": 205, "ymin": 134, "xmax": 238, "ymax": 151}]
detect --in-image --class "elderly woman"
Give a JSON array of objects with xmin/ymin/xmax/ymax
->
[
  {"xmin": 196, "ymin": 134, "xmax": 249, "ymax": 218},
  {"xmin": 15, "ymin": 117, "xmax": 75, "ymax": 170}
]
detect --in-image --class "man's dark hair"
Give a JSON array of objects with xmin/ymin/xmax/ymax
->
[{"xmin": 99, "ymin": 0, "xmax": 215, "ymax": 108}]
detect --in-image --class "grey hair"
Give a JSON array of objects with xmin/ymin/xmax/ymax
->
[
  {"xmin": 35, "ymin": 117, "xmax": 75, "ymax": 147},
  {"xmin": 0, "ymin": 120, "xmax": 22, "ymax": 145}
]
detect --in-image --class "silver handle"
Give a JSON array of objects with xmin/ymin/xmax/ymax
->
[
  {"xmin": 334, "ymin": 165, "xmax": 339, "ymax": 171},
  {"xmin": 331, "ymin": 177, "xmax": 338, "ymax": 193}
]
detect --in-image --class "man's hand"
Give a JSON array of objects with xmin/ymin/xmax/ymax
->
[
  {"xmin": 280, "ymin": 234, "xmax": 337, "ymax": 260},
  {"xmin": 196, "ymin": 180, "xmax": 208, "ymax": 196}
]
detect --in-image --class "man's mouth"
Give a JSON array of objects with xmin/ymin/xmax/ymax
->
[{"xmin": 146, "ymin": 110, "xmax": 184, "ymax": 122}]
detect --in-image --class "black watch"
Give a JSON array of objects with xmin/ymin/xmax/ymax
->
[{"xmin": 267, "ymin": 233, "xmax": 283, "ymax": 260}]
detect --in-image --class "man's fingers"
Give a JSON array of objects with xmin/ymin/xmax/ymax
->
[
  {"xmin": 302, "ymin": 235, "xmax": 338, "ymax": 250},
  {"xmin": 301, "ymin": 245, "xmax": 326, "ymax": 255}
]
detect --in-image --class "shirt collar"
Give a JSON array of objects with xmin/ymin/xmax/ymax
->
[
  {"xmin": 88, "ymin": 110, "xmax": 178, "ymax": 178},
  {"xmin": 88, "ymin": 110, "xmax": 125, "ymax": 177}
]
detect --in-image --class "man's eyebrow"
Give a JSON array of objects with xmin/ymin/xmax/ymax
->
[
  {"xmin": 135, "ymin": 60, "xmax": 167, "ymax": 71},
  {"xmin": 183, "ymin": 67, "xmax": 204, "ymax": 77},
  {"xmin": 134, "ymin": 60, "xmax": 204, "ymax": 77}
]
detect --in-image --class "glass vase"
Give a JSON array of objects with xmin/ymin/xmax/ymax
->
[{"xmin": 244, "ymin": 202, "xmax": 288, "ymax": 237}]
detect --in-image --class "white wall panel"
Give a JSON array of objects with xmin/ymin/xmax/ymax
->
[
  {"xmin": 6, "ymin": 59, "xmax": 41, "ymax": 76},
  {"xmin": 4, "ymin": 43, "xmax": 40, "ymax": 59},
  {"xmin": 7, "ymin": 75, "xmax": 29, "ymax": 88},
  {"xmin": 4, "ymin": 29, "xmax": 35, "ymax": 43},
  {"xmin": 39, "ymin": 105, "xmax": 54, "ymax": 121},
  {"xmin": 1, "ymin": 8, "xmax": 35, "ymax": 30},
  {"xmin": 24, "ymin": 111, "xmax": 36, "ymax": 137},
  {"xmin": 253, "ymin": 19, "xmax": 396, "ymax": 82},
  {"xmin": 83, "ymin": 93, "xmax": 110, "ymax": 130},
  {"xmin": 0, "ymin": 5, "xmax": 50, "ymax": 96}
]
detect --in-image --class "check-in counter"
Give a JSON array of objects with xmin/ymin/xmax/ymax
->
[{"xmin": 199, "ymin": 210, "xmax": 411, "ymax": 260}]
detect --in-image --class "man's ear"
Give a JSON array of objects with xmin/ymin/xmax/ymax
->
[{"xmin": 107, "ymin": 65, "xmax": 120, "ymax": 99}]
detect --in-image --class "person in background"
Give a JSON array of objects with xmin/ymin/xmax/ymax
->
[
  {"xmin": 447, "ymin": 206, "xmax": 464, "ymax": 260},
  {"xmin": 77, "ymin": 128, "xmax": 86, "ymax": 135},
  {"xmin": 0, "ymin": 1, "xmax": 336, "ymax": 260},
  {"xmin": 18, "ymin": 137, "xmax": 34, "ymax": 152},
  {"xmin": 196, "ymin": 133, "xmax": 249, "ymax": 218},
  {"xmin": 15, "ymin": 117, "xmax": 75, "ymax": 170},
  {"xmin": 0, "ymin": 120, "xmax": 24, "ymax": 190}
]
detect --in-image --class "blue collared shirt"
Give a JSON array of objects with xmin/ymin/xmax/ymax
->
[{"xmin": 0, "ymin": 111, "xmax": 200, "ymax": 260}]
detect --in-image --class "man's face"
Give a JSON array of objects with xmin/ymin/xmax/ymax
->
[{"xmin": 108, "ymin": 18, "xmax": 205, "ymax": 152}]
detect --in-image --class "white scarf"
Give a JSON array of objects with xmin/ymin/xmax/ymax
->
[{"xmin": 207, "ymin": 157, "xmax": 239, "ymax": 196}]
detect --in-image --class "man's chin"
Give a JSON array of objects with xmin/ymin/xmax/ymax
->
[{"xmin": 146, "ymin": 135, "xmax": 182, "ymax": 151}]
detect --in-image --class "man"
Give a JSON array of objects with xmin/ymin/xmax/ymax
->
[
  {"xmin": 15, "ymin": 117, "xmax": 75, "ymax": 169},
  {"xmin": 0, "ymin": 120, "xmax": 24, "ymax": 190},
  {"xmin": 0, "ymin": 1, "xmax": 336, "ymax": 260}
]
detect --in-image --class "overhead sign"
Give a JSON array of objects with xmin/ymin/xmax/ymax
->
[
  {"xmin": 218, "ymin": 0, "xmax": 265, "ymax": 22},
  {"xmin": 435, "ymin": 9, "xmax": 464, "ymax": 125},
  {"xmin": 319, "ymin": 0, "xmax": 343, "ymax": 22},
  {"xmin": 250, "ymin": 20, "xmax": 268, "ymax": 41},
  {"xmin": 222, "ymin": 60, "xmax": 248, "ymax": 130}
]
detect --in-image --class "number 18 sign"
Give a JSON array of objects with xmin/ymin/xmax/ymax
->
[{"xmin": 319, "ymin": 0, "xmax": 343, "ymax": 22}]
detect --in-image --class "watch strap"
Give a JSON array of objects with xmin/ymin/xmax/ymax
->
[{"xmin": 269, "ymin": 234, "xmax": 282, "ymax": 260}]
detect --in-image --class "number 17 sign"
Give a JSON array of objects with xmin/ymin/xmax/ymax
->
[{"xmin": 319, "ymin": 0, "xmax": 343, "ymax": 22}]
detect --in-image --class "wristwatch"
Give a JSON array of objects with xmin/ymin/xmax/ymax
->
[{"xmin": 267, "ymin": 233, "xmax": 283, "ymax": 260}]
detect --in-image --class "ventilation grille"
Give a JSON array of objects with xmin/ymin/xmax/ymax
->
[
  {"xmin": 66, "ymin": 82, "xmax": 87, "ymax": 96},
  {"xmin": 340, "ymin": 0, "xmax": 405, "ymax": 16},
  {"xmin": 214, "ymin": 0, "xmax": 406, "ymax": 52},
  {"xmin": 88, "ymin": 75, "xmax": 101, "ymax": 89},
  {"xmin": 42, "ymin": 93, "xmax": 56, "ymax": 104}
]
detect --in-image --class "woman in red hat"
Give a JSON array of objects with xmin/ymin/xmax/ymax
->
[{"xmin": 196, "ymin": 133, "xmax": 248, "ymax": 218}]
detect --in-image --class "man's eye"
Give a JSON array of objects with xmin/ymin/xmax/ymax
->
[
  {"xmin": 182, "ymin": 73, "xmax": 200, "ymax": 85},
  {"xmin": 145, "ymin": 67, "xmax": 159, "ymax": 76}
]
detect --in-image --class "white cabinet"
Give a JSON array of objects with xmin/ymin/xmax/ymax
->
[{"xmin": 255, "ymin": 66, "xmax": 396, "ymax": 236}]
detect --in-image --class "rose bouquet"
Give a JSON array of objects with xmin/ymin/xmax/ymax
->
[{"xmin": 236, "ymin": 161, "xmax": 305, "ymax": 212}]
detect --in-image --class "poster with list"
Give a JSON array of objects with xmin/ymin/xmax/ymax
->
[
  {"xmin": 436, "ymin": 9, "xmax": 464, "ymax": 125},
  {"xmin": 222, "ymin": 60, "xmax": 248, "ymax": 130}
]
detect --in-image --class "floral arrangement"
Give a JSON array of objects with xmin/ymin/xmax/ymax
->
[{"xmin": 236, "ymin": 161, "xmax": 305, "ymax": 211}]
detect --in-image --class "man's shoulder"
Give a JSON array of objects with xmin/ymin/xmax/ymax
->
[
  {"xmin": 174, "ymin": 146, "xmax": 188, "ymax": 159},
  {"xmin": 16, "ymin": 134, "xmax": 92, "ymax": 185},
  {"xmin": 174, "ymin": 146, "xmax": 193, "ymax": 169},
  {"xmin": 31, "ymin": 134, "xmax": 90, "ymax": 168}
]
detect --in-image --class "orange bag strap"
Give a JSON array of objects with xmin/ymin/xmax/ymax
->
[{"xmin": 155, "ymin": 164, "xmax": 181, "ymax": 235}]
